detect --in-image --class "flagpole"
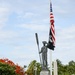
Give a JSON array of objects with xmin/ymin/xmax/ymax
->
[
  {"xmin": 54, "ymin": 60, "xmax": 58, "ymax": 75},
  {"xmin": 49, "ymin": 0, "xmax": 52, "ymax": 75},
  {"xmin": 50, "ymin": 50, "xmax": 52, "ymax": 75}
]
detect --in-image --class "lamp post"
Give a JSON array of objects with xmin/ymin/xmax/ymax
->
[
  {"xmin": 24, "ymin": 65, "xmax": 27, "ymax": 75},
  {"xmin": 24, "ymin": 65, "xmax": 27, "ymax": 68},
  {"xmin": 34, "ymin": 64, "xmax": 37, "ymax": 75}
]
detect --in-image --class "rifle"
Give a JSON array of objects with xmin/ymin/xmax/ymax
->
[{"xmin": 35, "ymin": 33, "xmax": 41, "ymax": 63}]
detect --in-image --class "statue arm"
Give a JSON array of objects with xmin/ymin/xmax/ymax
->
[
  {"xmin": 39, "ymin": 48, "xmax": 43, "ymax": 54},
  {"xmin": 39, "ymin": 50, "xmax": 42, "ymax": 54},
  {"xmin": 39, "ymin": 51, "xmax": 41, "ymax": 54}
]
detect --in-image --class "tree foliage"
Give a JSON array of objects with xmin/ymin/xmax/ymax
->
[
  {"xmin": 0, "ymin": 58, "xmax": 25, "ymax": 75},
  {"xmin": 56, "ymin": 59, "xmax": 75, "ymax": 75},
  {"xmin": 0, "ymin": 62, "xmax": 16, "ymax": 75},
  {"xmin": 27, "ymin": 59, "xmax": 75, "ymax": 75},
  {"xmin": 27, "ymin": 60, "xmax": 41, "ymax": 75}
]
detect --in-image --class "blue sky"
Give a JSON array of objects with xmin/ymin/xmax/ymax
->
[{"xmin": 0, "ymin": 0, "xmax": 75, "ymax": 68}]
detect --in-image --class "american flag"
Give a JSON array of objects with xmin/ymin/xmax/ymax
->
[{"xmin": 47, "ymin": 2, "xmax": 55, "ymax": 50}]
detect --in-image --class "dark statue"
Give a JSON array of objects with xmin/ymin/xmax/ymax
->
[{"xmin": 39, "ymin": 41, "xmax": 48, "ymax": 70}]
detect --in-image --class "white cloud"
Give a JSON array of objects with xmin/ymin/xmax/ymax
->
[
  {"xmin": 0, "ymin": 30, "xmax": 17, "ymax": 39},
  {"xmin": 54, "ymin": 6, "xmax": 68, "ymax": 14},
  {"xmin": 18, "ymin": 24, "xmax": 49, "ymax": 32},
  {"xmin": 18, "ymin": 12, "xmax": 39, "ymax": 20},
  {"xmin": 0, "ymin": 4, "xmax": 11, "ymax": 29},
  {"xmin": 53, "ymin": 0, "xmax": 75, "ymax": 16},
  {"xmin": 56, "ymin": 25, "xmax": 75, "ymax": 42},
  {"xmin": 0, "ymin": 7, "xmax": 9, "ymax": 15},
  {"xmin": 52, "ymin": 25, "xmax": 75, "ymax": 64}
]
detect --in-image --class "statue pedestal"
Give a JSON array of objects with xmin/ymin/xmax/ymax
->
[{"xmin": 40, "ymin": 71, "xmax": 49, "ymax": 75}]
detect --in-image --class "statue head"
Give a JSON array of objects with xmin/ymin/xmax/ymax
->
[{"xmin": 42, "ymin": 41, "xmax": 47, "ymax": 46}]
